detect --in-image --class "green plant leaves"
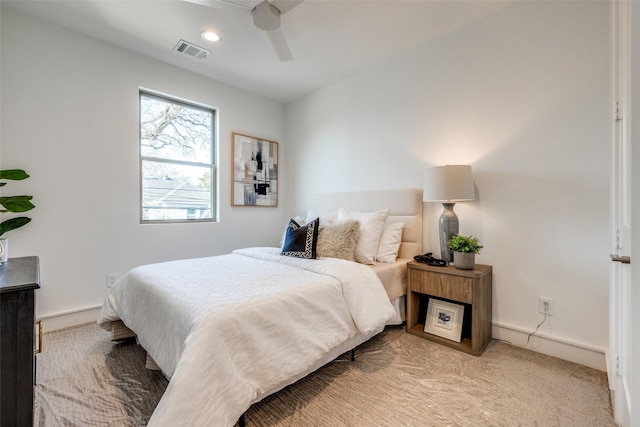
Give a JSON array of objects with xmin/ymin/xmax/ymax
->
[
  {"xmin": 0, "ymin": 217, "xmax": 31, "ymax": 237},
  {"xmin": 0, "ymin": 196, "xmax": 35, "ymax": 213},
  {"xmin": 448, "ymin": 235, "xmax": 483, "ymax": 254},
  {"xmin": 0, "ymin": 169, "xmax": 30, "ymax": 181},
  {"xmin": 0, "ymin": 169, "xmax": 34, "ymax": 236}
]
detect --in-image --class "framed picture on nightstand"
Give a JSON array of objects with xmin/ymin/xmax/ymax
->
[{"xmin": 425, "ymin": 299, "xmax": 464, "ymax": 342}]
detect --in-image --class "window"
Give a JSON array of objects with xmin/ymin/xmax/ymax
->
[{"xmin": 139, "ymin": 91, "xmax": 216, "ymax": 222}]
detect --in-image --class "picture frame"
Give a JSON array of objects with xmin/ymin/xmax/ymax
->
[
  {"xmin": 232, "ymin": 132, "xmax": 278, "ymax": 207},
  {"xmin": 424, "ymin": 299, "xmax": 464, "ymax": 342}
]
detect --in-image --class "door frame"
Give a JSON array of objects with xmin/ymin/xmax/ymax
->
[{"xmin": 608, "ymin": 1, "xmax": 632, "ymax": 425}]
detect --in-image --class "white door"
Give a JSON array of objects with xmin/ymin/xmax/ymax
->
[{"xmin": 609, "ymin": 1, "xmax": 633, "ymax": 425}]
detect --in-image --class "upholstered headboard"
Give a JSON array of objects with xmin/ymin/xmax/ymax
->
[{"xmin": 307, "ymin": 188, "xmax": 423, "ymax": 260}]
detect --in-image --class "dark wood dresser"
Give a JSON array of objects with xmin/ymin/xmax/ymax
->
[{"xmin": 0, "ymin": 256, "xmax": 40, "ymax": 427}]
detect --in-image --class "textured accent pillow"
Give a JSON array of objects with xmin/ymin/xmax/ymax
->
[
  {"xmin": 338, "ymin": 208, "xmax": 390, "ymax": 265},
  {"xmin": 281, "ymin": 218, "xmax": 319, "ymax": 259},
  {"xmin": 316, "ymin": 220, "xmax": 360, "ymax": 261},
  {"xmin": 376, "ymin": 222, "xmax": 404, "ymax": 263}
]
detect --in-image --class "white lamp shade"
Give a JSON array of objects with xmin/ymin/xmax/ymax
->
[{"xmin": 423, "ymin": 165, "xmax": 475, "ymax": 202}]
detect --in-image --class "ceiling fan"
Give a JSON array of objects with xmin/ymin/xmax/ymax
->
[{"xmin": 184, "ymin": 0, "xmax": 304, "ymax": 62}]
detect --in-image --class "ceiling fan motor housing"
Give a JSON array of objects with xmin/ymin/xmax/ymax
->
[{"xmin": 253, "ymin": 1, "xmax": 281, "ymax": 31}]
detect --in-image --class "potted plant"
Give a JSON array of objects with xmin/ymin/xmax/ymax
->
[
  {"xmin": 448, "ymin": 234, "xmax": 483, "ymax": 270},
  {"xmin": 0, "ymin": 169, "xmax": 34, "ymax": 262}
]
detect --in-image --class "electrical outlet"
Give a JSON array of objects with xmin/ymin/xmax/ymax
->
[
  {"xmin": 539, "ymin": 297, "xmax": 553, "ymax": 316},
  {"xmin": 106, "ymin": 273, "xmax": 118, "ymax": 288}
]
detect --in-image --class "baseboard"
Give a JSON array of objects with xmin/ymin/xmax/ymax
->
[
  {"xmin": 39, "ymin": 304, "xmax": 102, "ymax": 332},
  {"xmin": 38, "ymin": 306, "xmax": 607, "ymax": 371},
  {"xmin": 492, "ymin": 322, "xmax": 606, "ymax": 371}
]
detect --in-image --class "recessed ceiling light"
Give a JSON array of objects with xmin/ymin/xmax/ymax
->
[{"xmin": 201, "ymin": 31, "xmax": 220, "ymax": 43}]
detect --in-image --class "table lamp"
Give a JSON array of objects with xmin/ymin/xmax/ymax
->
[{"xmin": 423, "ymin": 165, "xmax": 475, "ymax": 263}]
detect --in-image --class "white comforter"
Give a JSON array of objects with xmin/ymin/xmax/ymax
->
[{"xmin": 98, "ymin": 247, "xmax": 394, "ymax": 426}]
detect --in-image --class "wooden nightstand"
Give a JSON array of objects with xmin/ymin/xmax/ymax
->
[{"xmin": 406, "ymin": 261, "xmax": 492, "ymax": 356}]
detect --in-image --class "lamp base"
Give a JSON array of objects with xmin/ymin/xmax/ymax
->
[{"xmin": 439, "ymin": 203, "xmax": 459, "ymax": 263}]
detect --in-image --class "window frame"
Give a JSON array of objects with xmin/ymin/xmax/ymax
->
[{"xmin": 139, "ymin": 90, "xmax": 217, "ymax": 224}]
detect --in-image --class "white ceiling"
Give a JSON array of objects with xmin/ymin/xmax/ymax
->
[{"xmin": 3, "ymin": 0, "xmax": 511, "ymax": 103}]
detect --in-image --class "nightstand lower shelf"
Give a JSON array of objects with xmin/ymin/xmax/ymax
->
[
  {"xmin": 406, "ymin": 261, "xmax": 492, "ymax": 356},
  {"xmin": 407, "ymin": 323, "xmax": 478, "ymax": 354}
]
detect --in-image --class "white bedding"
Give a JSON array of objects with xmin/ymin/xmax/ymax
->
[
  {"xmin": 370, "ymin": 258, "xmax": 410, "ymax": 301},
  {"xmin": 98, "ymin": 247, "xmax": 394, "ymax": 426}
]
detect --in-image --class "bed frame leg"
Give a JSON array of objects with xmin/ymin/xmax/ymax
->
[
  {"xmin": 239, "ymin": 413, "xmax": 245, "ymax": 427},
  {"xmin": 350, "ymin": 349, "xmax": 355, "ymax": 362}
]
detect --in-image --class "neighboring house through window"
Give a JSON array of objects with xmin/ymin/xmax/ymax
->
[{"xmin": 139, "ymin": 91, "xmax": 216, "ymax": 222}]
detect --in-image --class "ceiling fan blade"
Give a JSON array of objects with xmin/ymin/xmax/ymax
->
[
  {"xmin": 183, "ymin": 0, "xmax": 251, "ymax": 15},
  {"xmin": 266, "ymin": 28, "xmax": 293, "ymax": 61},
  {"xmin": 270, "ymin": 0, "xmax": 304, "ymax": 15}
]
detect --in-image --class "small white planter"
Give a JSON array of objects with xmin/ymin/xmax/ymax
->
[
  {"xmin": 453, "ymin": 251, "xmax": 475, "ymax": 270},
  {"xmin": 0, "ymin": 237, "xmax": 7, "ymax": 263}
]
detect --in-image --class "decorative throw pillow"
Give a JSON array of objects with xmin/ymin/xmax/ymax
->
[
  {"xmin": 337, "ymin": 208, "xmax": 390, "ymax": 265},
  {"xmin": 376, "ymin": 222, "xmax": 404, "ymax": 263},
  {"xmin": 306, "ymin": 208, "xmax": 339, "ymax": 228},
  {"xmin": 316, "ymin": 220, "xmax": 360, "ymax": 261},
  {"xmin": 281, "ymin": 218, "xmax": 319, "ymax": 259},
  {"xmin": 279, "ymin": 216, "xmax": 306, "ymax": 247}
]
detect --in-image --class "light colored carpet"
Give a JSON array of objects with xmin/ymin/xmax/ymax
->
[{"xmin": 34, "ymin": 322, "xmax": 614, "ymax": 426}]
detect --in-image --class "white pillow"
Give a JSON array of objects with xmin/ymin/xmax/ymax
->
[
  {"xmin": 376, "ymin": 222, "xmax": 404, "ymax": 263},
  {"xmin": 338, "ymin": 208, "xmax": 390, "ymax": 265},
  {"xmin": 306, "ymin": 208, "xmax": 339, "ymax": 228}
]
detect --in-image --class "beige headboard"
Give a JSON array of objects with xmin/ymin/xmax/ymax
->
[{"xmin": 307, "ymin": 188, "xmax": 423, "ymax": 260}]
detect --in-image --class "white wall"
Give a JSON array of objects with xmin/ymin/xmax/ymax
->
[
  {"xmin": 286, "ymin": 1, "xmax": 610, "ymax": 369},
  {"xmin": 1, "ymin": 2, "xmax": 613, "ymax": 371},
  {"xmin": 0, "ymin": 9, "xmax": 287, "ymax": 328}
]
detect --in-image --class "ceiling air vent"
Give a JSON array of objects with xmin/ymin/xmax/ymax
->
[{"xmin": 174, "ymin": 39, "xmax": 210, "ymax": 60}]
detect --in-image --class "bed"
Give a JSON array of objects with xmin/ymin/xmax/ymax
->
[
  {"xmin": 98, "ymin": 188, "xmax": 423, "ymax": 426},
  {"xmin": 306, "ymin": 188, "xmax": 423, "ymax": 324}
]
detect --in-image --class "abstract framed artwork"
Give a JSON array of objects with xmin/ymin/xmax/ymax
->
[
  {"xmin": 424, "ymin": 298, "xmax": 464, "ymax": 342},
  {"xmin": 232, "ymin": 132, "xmax": 278, "ymax": 207}
]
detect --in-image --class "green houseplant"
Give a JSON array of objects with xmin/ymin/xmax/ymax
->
[
  {"xmin": 0, "ymin": 169, "xmax": 34, "ymax": 262},
  {"xmin": 448, "ymin": 234, "xmax": 483, "ymax": 270}
]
